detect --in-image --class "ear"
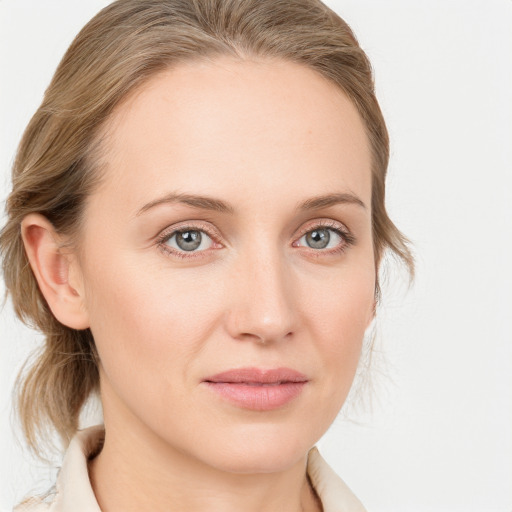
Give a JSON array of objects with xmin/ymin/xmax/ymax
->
[{"xmin": 21, "ymin": 213, "xmax": 90, "ymax": 330}]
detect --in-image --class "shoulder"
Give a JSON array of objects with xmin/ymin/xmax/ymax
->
[
  {"xmin": 13, "ymin": 425, "xmax": 105, "ymax": 512},
  {"xmin": 14, "ymin": 431, "xmax": 365, "ymax": 512}
]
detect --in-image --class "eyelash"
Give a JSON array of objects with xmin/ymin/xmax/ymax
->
[
  {"xmin": 156, "ymin": 219, "xmax": 356, "ymax": 260},
  {"xmin": 294, "ymin": 220, "xmax": 356, "ymax": 257}
]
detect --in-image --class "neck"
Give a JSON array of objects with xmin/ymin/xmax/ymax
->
[{"xmin": 88, "ymin": 410, "xmax": 321, "ymax": 512}]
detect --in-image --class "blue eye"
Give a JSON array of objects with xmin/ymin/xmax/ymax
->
[
  {"xmin": 157, "ymin": 221, "xmax": 354, "ymax": 261},
  {"xmin": 297, "ymin": 227, "xmax": 344, "ymax": 250},
  {"xmin": 164, "ymin": 229, "xmax": 214, "ymax": 253}
]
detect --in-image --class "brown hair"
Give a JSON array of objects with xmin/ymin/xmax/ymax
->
[{"xmin": 0, "ymin": 0, "xmax": 413, "ymax": 457}]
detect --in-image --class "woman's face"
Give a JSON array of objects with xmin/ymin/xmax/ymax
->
[{"xmin": 75, "ymin": 56, "xmax": 375, "ymax": 472}]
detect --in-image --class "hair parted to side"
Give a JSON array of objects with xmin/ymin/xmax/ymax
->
[{"xmin": 0, "ymin": 0, "xmax": 413, "ymax": 458}]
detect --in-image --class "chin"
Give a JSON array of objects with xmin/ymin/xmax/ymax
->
[{"xmin": 189, "ymin": 421, "xmax": 319, "ymax": 474}]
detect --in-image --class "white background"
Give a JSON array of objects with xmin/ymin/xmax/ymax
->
[{"xmin": 1, "ymin": 1, "xmax": 511, "ymax": 511}]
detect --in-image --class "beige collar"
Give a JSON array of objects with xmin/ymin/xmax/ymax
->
[{"xmin": 33, "ymin": 425, "xmax": 365, "ymax": 512}]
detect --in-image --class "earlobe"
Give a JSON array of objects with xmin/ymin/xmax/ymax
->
[{"xmin": 21, "ymin": 213, "xmax": 90, "ymax": 330}]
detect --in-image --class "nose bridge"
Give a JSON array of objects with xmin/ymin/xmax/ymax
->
[{"xmin": 226, "ymin": 240, "xmax": 297, "ymax": 343}]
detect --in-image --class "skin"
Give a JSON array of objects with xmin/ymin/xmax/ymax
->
[{"xmin": 22, "ymin": 56, "xmax": 375, "ymax": 512}]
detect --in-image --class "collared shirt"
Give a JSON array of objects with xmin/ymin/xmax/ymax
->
[{"xmin": 16, "ymin": 425, "xmax": 366, "ymax": 512}]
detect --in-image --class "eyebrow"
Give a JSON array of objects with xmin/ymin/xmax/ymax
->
[
  {"xmin": 298, "ymin": 192, "xmax": 366, "ymax": 211},
  {"xmin": 137, "ymin": 193, "xmax": 234, "ymax": 216},
  {"xmin": 136, "ymin": 191, "xmax": 366, "ymax": 216}
]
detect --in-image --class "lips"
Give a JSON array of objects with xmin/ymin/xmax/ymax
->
[{"xmin": 203, "ymin": 367, "xmax": 308, "ymax": 411}]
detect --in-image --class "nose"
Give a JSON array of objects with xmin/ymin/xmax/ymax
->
[{"xmin": 224, "ymin": 246, "xmax": 298, "ymax": 344}]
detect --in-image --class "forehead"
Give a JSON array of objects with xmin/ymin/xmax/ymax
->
[{"xmin": 94, "ymin": 56, "xmax": 371, "ymax": 212}]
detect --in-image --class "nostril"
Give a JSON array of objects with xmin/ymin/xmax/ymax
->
[{"xmin": 236, "ymin": 329, "xmax": 294, "ymax": 345}]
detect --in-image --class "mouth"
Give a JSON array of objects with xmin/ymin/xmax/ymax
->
[{"xmin": 202, "ymin": 367, "xmax": 309, "ymax": 411}]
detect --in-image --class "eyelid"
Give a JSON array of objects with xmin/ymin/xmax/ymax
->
[
  {"xmin": 156, "ymin": 220, "xmax": 221, "ymax": 241},
  {"xmin": 155, "ymin": 217, "xmax": 355, "ymax": 260},
  {"xmin": 155, "ymin": 220, "xmax": 223, "ymax": 259},
  {"xmin": 293, "ymin": 218, "xmax": 355, "ymax": 245}
]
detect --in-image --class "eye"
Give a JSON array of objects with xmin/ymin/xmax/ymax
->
[
  {"xmin": 293, "ymin": 221, "xmax": 355, "ymax": 254},
  {"xmin": 159, "ymin": 227, "xmax": 215, "ymax": 257},
  {"xmin": 297, "ymin": 227, "xmax": 341, "ymax": 250}
]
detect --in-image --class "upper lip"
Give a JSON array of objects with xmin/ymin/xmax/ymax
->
[{"xmin": 204, "ymin": 367, "xmax": 308, "ymax": 384}]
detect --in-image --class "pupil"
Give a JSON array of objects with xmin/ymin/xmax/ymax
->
[
  {"xmin": 306, "ymin": 229, "xmax": 329, "ymax": 249},
  {"xmin": 176, "ymin": 230, "xmax": 202, "ymax": 251}
]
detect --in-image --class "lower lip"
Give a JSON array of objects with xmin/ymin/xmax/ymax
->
[{"xmin": 203, "ymin": 382, "xmax": 307, "ymax": 411}]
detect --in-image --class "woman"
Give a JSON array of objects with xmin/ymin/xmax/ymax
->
[{"xmin": 0, "ymin": 0, "xmax": 413, "ymax": 510}]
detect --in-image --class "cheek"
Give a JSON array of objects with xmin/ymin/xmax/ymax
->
[
  {"xmin": 82, "ymin": 257, "xmax": 225, "ymax": 383},
  {"xmin": 305, "ymin": 264, "xmax": 375, "ymax": 384},
  {"xmin": 81, "ymin": 225, "xmax": 375, "ymax": 434}
]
